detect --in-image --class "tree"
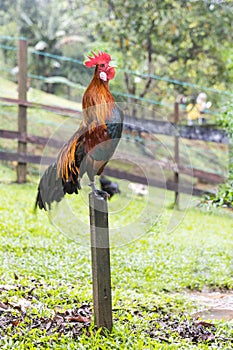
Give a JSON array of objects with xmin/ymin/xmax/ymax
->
[{"xmin": 90, "ymin": 0, "xmax": 232, "ymax": 108}]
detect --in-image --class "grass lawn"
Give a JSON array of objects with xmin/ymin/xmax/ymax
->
[{"xmin": 0, "ymin": 163, "xmax": 233, "ymax": 349}]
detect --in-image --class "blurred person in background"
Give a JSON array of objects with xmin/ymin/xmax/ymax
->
[{"xmin": 186, "ymin": 93, "xmax": 211, "ymax": 125}]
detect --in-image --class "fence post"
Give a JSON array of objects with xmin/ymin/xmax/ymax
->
[
  {"xmin": 174, "ymin": 102, "xmax": 179, "ymax": 209},
  {"xmin": 17, "ymin": 39, "xmax": 27, "ymax": 183},
  {"xmin": 89, "ymin": 192, "xmax": 112, "ymax": 332}
]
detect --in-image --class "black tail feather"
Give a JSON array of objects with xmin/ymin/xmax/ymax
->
[
  {"xmin": 35, "ymin": 163, "xmax": 64, "ymax": 210},
  {"xmin": 35, "ymin": 162, "xmax": 81, "ymax": 211}
]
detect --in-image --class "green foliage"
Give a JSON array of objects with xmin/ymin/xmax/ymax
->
[
  {"xmin": 218, "ymin": 102, "xmax": 233, "ymax": 141},
  {"xmin": 204, "ymin": 181, "xmax": 233, "ymax": 209},
  {"xmin": 0, "ymin": 0, "xmax": 232, "ymax": 105},
  {"xmin": 91, "ymin": 0, "xmax": 233, "ymax": 104}
]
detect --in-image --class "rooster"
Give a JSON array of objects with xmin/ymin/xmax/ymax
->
[{"xmin": 35, "ymin": 51, "xmax": 123, "ymax": 210}]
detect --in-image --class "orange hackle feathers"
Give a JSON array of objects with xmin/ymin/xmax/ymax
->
[
  {"xmin": 82, "ymin": 66, "xmax": 115, "ymax": 126},
  {"xmin": 84, "ymin": 51, "xmax": 112, "ymax": 68}
]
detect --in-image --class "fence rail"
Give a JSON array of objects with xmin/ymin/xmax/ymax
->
[
  {"xmin": 0, "ymin": 147, "xmax": 225, "ymax": 185},
  {"xmin": 0, "ymin": 97, "xmax": 82, "ymax": 117},
  {"xmin": 0, "ymin": 149, "xmax": 217, "ymax": 198},
  {"xmin": 0, "ymin": 96, "xmax": 227, "ymax": 143}
]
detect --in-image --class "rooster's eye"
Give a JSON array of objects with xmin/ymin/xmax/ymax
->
[{"xmin": 99, "ymin": 64, "xmax": 105, "ymax": 68}]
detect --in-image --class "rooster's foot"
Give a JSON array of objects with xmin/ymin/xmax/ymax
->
[
  {"xmin": 89, "ymin": 182, "xmax": 109, "ymax": 199},
  {"xmin": 94, "ymin": 189, "xmax": 110, "ymax": 199}
]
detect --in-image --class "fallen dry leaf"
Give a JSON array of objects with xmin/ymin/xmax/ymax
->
[
  {"xmin": 66, "ymin": 315, "xmax": 91, "ymax": 323},
  {"xmin": 195, "ymin": 320, "xmax": 214, "ymax": 327}
]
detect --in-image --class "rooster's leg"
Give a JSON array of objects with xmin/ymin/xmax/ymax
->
[
  {"xmin": 89, "ymin": 181, "xmax": 97, "ymax": 192},
  {"xmin": 89, "ymin": 180, "xmax": 109, "ymax": 199},
  {"xmin": 87, "ymin": 159, "xmax": 109, "ymax": 199}
]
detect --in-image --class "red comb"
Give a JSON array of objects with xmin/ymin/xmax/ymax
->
[{"xmin": 84, "ymin": 51, "xmax": 111, "ymax": 68}]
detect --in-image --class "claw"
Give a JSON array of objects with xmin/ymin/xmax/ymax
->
[
  {"xmin": 94, "ymin": 189, "xmax": 110, "ymax": 200},
  {"xmin": 89, "ymin": 182, "xmax": 109, "ymax": 199}
]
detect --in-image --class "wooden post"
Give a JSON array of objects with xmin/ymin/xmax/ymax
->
[
  {"xmin": 174, "ymin": 102, "xmax": 179, "ymax": 209},
  {"xmin": 89, "ymin": 192, "xmax": 112, "ymax": 331},
  {"xmin": 17, "ymin": 39, "xmax": 28, "ymax": 183}
]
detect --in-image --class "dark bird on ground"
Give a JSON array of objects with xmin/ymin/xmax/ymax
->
[
  {"xmin": 35, "ymin": 51, "xmax": 124, "ymax": 210},
  {"xmin": 99, "ymin": 175, "xmax": 121, "ymax": 199}
]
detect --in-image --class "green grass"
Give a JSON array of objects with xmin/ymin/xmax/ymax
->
[{"xmin": 0, "ymin": 164, "xmax": 233, "ymax": 349}]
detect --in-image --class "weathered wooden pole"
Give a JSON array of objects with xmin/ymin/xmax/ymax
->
[
  {"xmin": 174, "ymin": 102, "xmax": 179, "ymax": 209},
  {"xmin": 89, "ymin": 192, "xmax": 112, "ymax": 331},
  {"xmin": 17, "ymin": 39, "xmax": 28, "ymax": 183}
]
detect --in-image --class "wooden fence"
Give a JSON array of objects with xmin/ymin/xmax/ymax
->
[{"xmin": 0, "ymin": 39, "xmax": 229, "ymax": 200}]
